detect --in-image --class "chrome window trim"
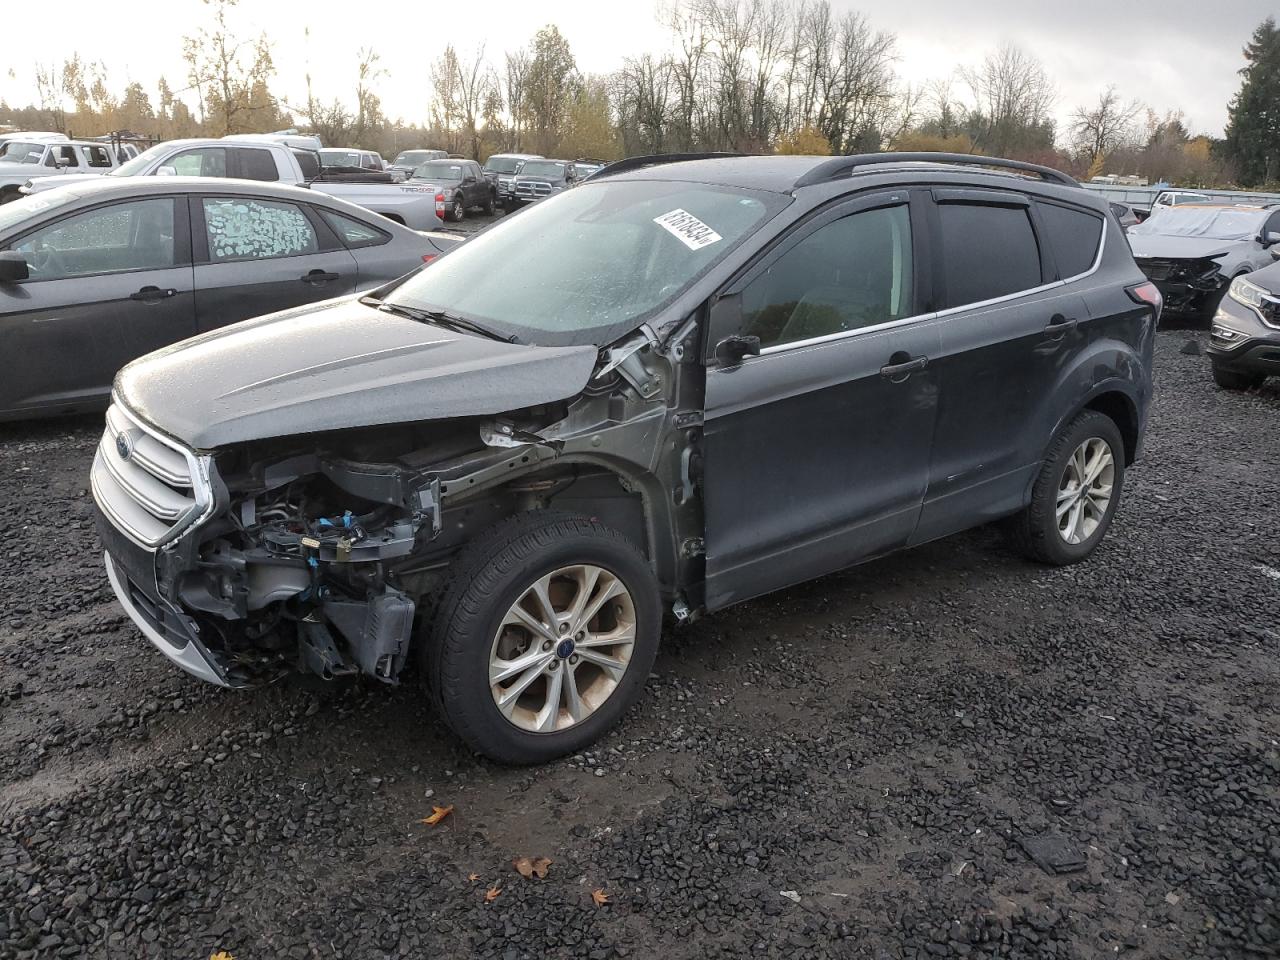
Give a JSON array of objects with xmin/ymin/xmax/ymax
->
[{"xmin": 751, "ymin": 207, "xmax": 1107, "ymax": 359}]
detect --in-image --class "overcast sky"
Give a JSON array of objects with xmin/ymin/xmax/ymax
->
[{"xmin": 0, "ymin": 0, "xmax": 1268, "ymax": 138}]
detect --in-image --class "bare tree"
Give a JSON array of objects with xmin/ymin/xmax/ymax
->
[
  {"xmin": 961, "ymin": 43, "xmax": 1056, "ymax": 155},
  {"xmin": 1071, "ymin": 85, "xmax": 1143, "ymax": 162},
  {"xmin": 182, "ymin": 0, "xmax": 277, "ymax": 135},
  {"xmin": 504, "ymin": 49, "xmax": 530, "ymax": 151}
]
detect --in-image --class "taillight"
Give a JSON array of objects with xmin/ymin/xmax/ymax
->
[
  {"xmin": 434, "ymin": 192, "xmax": 445, "ymax": 203},
  {"xmin": 1127, "ymin": 281, "xmax": 1163, "ymax": 317},
  {"xmin": 421, "ymin": 254, "xmax": 436, "ymax": 264}
]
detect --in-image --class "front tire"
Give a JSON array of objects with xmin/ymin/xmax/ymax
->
[
  {"xmin": 1005, "ymin": 410, "xmax": 1125, "ymax": 566},
  {"xmin": 483, "ymin": 192, "xmax": 496, "ymax": 215},
  {"xmin": 1211, "ymin": 363, "xmax": 1265, "ymax": 391},
  {"xmin": 421, "ymin": 511, "xmax": 661, "ymax": 764}
]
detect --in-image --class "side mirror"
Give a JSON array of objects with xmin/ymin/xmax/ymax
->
[
  {"xmin": 1264, "ymin": 231, "xmax": 1280, "ymax": 247},
  {"xmin": 156, "ymin": 165, "xmax": 177, "ymax": 177},
  {"xmin": 0, "ymin": 251, "xmax": 30, "ymax": 284},
  {"xmin": 715, "ymin": 334, "xmax": 761, "ymax": 367},
  {"xmin": 53, "ymin": 156, "xmax": 71, "ymax": 169}
]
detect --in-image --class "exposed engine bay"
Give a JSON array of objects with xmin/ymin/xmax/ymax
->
[{"xmin": 147, "ymin": 325, "xmax": 704, "ymax": 687}]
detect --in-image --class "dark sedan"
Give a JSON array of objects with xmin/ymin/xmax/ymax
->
[{"xmin": 0, "ymin": 177, "xmax": 459, "ymax": 421}]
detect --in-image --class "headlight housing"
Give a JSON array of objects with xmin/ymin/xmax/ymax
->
[{"xmin": 1229, "ymin": 276, "xmax": 1269, "ymax": 311}]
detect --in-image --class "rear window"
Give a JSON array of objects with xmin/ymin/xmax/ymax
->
[
  {"xmin": 238, "ymin": 148, "xmax": 278, "ymax": 182},
  {"xmin": 938, "ymin": 202, "xmax": 1042, "ymax": 308},
  {"xmin": 1037, "ymin": 202, "xmax": 1104, "ymax": 279}
]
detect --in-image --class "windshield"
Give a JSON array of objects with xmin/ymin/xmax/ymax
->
[
  {"xmin": 519, "ymin": 160, "xmax": 566, "ymax": 179},
  {"xmin": 0, "ymin": 142, "xmax": 44, "ymax": 164},
  {"xmin": 484, "ymin": 157, "xmax": 525, "ymax": 174},
  {"xmin": 0, "ymin": 190, "xmax": 78, "ymax": 236},
  {"xmin": 320, "ymin": 149, "xmax": 362, "ymax": 166},
  {"xmin": 111, "ymin": 143, "xmax": 170, "ymax": 176},
  {"xmin": 412, "ymin": 161, "xmax": 465, "ymax": 180},
  {"xmin": 383, "ymin": 179, "xmax": 785, "ymax": 346},
  {"xmin": 394, "ymin": 151, "xmax": 436, "ymax": 166},
  {"xmin": 1131, "ymin": 206, "xmax": 1270, "ymax": 242}
]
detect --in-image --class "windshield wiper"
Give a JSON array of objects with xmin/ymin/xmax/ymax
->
[{"xmin": 365, "ymin": 297, "xmax": 517, "ymax": 343}]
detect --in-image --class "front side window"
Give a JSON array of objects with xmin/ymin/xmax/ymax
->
[
  {"xmin": 384, "ymin": 179, "xmax": 785, "ymax": 346},
  {"xmin": 740, "ymin": 204, "xmax": 914, "ymax": 350},
  {"xmin": 203, "ymin": 197, "xmax": 318, "ymax": 262},
  {"xmin": 46, "ymin": 146, "xmax": 79, "ymax": 169},
  {"xmin": 319, "ymin": 209, "xmax": 386, "ymax": 248},
  {"xmin": 170, "ymin": 148, "xmax": 227, "ymax": 178},
  {"xmin": 938, "ymin": 202, "xmax": 1042, "ymax": 308},
  {"xmin": 8, "ymin": 198, "xmax": 175, "ymax": 281}
]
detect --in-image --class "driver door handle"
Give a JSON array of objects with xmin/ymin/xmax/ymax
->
[
  {"xmin": 302, "ymin": 270, "xmax": 341, "ymax": 284},
  {"xmin": 130, "ymin": 286, "xmax": 177, "ymax": 302},
  {"xmin": 1044, "ymin": 313, "xmax": 1078, "ymax": 336},
  {"xmin": 880, "ymin": 354, "xmax": 929, "ymax": 381}
]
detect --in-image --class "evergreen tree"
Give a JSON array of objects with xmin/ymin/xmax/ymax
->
[{"xmin": 1223, "ymin": 17, "xmax": 1280, "ymax": 186}]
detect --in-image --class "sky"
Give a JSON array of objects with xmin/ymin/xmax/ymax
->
[{"xmin": 0, "ymin": 0, "xmax": 1269, "ymax": 139}]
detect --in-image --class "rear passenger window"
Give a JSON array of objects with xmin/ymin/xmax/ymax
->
[
  {"xmin": 1037, "ymin": 202, "xmax": 1103, "ymax": 279},
  {"xmin": 203, "ymin": 197, "xmax": 318, "ymax": 262},
  {"xmin": 741, "ymin": 204, "xmax": 913, "ymax": 349},
  {"xmin": 938, "ymin": 202, "xmax": 1041, "ymax": 308},
  {"xmin": 237, "ymin": 149, "xmax": 278, "ymax": 182},
  {"xmin": 319, "ymin": 209, "xmax": 387, "ymax": 248}
]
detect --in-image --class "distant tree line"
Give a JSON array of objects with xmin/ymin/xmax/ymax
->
[{"xmin": 3, "ymin": 0, "xmax": 1280, "ymax": 188}]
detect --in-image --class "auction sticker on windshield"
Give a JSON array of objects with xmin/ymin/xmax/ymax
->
[{"xmin": 654, "ymin": 209, "xmax": 723, "ymax": 250}]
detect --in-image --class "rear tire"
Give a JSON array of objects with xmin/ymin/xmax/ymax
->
[
  {"xmin": 420, "ymin": 511, "xmax": 661, "ymax": 764},
  {"xmin": 1005, "ymin": 410, "xmax": 1125, "ymax": 566},
  {"xmin": 1212, "ymin": 363, "xmax": 1265, "ymax": 391},
  {"xmin": 449, "ymin": 195, "xmax": 465, "ymax": 222}
]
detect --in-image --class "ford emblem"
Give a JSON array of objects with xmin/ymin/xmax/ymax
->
[{"xmin": 115, "ymin": 432, "xmax": 132, "ymax": 461}]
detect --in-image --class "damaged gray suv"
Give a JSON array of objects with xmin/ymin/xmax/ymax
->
[{"xmin": 92, "ymin": 153, "xmax": 1158, "ymax": 763}]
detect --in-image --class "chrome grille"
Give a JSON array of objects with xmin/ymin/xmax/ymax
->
[
  {"xmin": 514, "ymin": 180, "xmax": 552, "ymax": 199},
  {"xmin": 91, "ymin": 403, "xmax": 214, "ymax": 549}
]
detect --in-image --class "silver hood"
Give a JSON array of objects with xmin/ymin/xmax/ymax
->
[
  {"xmin": 116, "ymin": 297, "xmax": 598, "ymax": 449},
  {"xmin": 1127, "ymin": 235, "xmax": 1238, "ymax": 261}
]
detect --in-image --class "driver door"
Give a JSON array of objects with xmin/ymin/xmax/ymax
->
[
  {"xmin": 0, "ymin": 196, "xmax": 195, "ymax": 416},
  {"xmin": 701, "ymin": 191, "xmax": 941, "ymax": 609}
]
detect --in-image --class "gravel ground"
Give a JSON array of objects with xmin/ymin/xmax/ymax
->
[{"xmin": 1, "ymin": 328, "xmax": 1278, "ymax": 960}]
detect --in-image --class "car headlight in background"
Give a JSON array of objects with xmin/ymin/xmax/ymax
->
[{"xmin": 1229, "ymin": 276, "xmax": 1269, "ymax": 311}]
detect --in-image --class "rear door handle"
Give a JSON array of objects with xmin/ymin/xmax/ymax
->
[
  {"xmin": 880, "ymin": 355, "xmax": 929, "ymax": 381},
  {"xmin": 1044, "ymin": 313, "xmax": 1078, "ymax": 336},
  {"xmin": 130, "ymin": 286, "xmax": 177, "ymax": 302},
  {"xmin": 302, "ymin": 270, "xmax": 341, "ymax": 284}
]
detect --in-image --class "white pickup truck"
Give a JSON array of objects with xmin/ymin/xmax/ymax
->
[
  {"xmin": 0, "ymin": 139, "xmax": 119, "ymax": 201},
  {"xmin": 20, "ymin": 136, "xmax": 442, "ymax": 230}
]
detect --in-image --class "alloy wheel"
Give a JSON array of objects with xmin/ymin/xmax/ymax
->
[
  {"xmin": 1056, "ymin": 437, "xmax": 1114, "ymax": 544},
  {"xmin": 488, "ymin": 564, "xmax": 636, "ymax": 733}
]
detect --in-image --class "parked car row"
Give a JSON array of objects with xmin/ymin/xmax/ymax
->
[{"xmin": 0, "ymin": 177, "xmax": 459, "ymax": 421}]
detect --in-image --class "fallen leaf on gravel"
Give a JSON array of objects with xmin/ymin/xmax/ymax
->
[
  {"xmin": 513, "ymin": 856, "xmax": 552, "ymax": 879},
  {"xmin": 209, "ymin": 952, "xmax": 236, "ymax": 960},
  {"xmin": 467, "ymin": 873, "xmax": 480, "ymax": 883},
  {"xmin": 591, "ymin": 889, "xmax": 610, "ymax": 906},
  {"xmin": 485, "ymin": 886, "xmax": 502, "ymax": 902},
  {"xmin": 420, "ymin": 805, "xmax": 454, "ymax": 825},
  {"xmin": 779, "ymin": 890, "xmax": 801, "ymax": 903}
]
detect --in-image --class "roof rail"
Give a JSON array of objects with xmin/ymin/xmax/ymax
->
[
  {"xmin": 592, "ymin": 152, "xmax": 748, "ymax": 180},
  {"xmin": 793, "ymin": 152, "xmax": 1078, "ymax": 189}
]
